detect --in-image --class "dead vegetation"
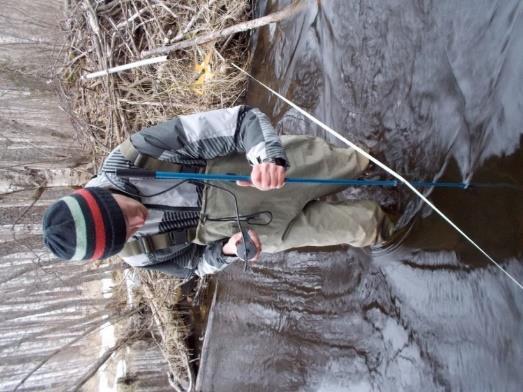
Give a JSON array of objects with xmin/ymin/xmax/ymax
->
[
  {"xmin": 60, "ymin": 0, "xmax": 252, "ymax": 161},
  {"xmin": 58, "ymin": 0, "xmax": 252, "ymax": 389},
  {"xmin": 137, "ymin": 271, "xmax": 194, "ymax": 391}
]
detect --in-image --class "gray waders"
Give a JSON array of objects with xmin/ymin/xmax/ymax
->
[{"xmin": 194, "ymin": 135, "xmax": 392, "ymax": 252}]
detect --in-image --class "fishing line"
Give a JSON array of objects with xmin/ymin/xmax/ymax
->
[{"xmin": 230, "ymin": 62, "xmax": 523, "ymax": 291}]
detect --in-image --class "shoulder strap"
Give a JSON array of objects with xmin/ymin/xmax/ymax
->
[
  {"xmin": 119, "ymin": 137, "xmax": 184, "ymax": 172},
  {"xmin": 118, "ymin": 137, "xmax": 201, "ymax": 258},
  {"xmin": 119, "ymin": 228, "xmax": 196, "ymax": 258}
]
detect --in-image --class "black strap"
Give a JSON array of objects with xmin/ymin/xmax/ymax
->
[
  {"xmin": 119, "ymin": 137, "xmax": 185, "ymax": 172},
  {"xmin": 119, "ymin": 229, "xmax": 195, "ymax": 257}
]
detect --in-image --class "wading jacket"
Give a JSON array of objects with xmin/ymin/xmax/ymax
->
[{"xmin": 86, "ymin": 106, "xmax": 288, "ymax": 278}]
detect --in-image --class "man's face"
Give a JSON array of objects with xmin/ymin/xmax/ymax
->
[{"xmin": 112, "ymin": 193, "xmax": 148, "ymax": 240}]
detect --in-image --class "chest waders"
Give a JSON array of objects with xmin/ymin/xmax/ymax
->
[
  {"xmin": 194, "ymin": 135, "xmax": 392, "ymax": 253},
  {"xmin": 116, "ymin": 137, "xmax": 258, "ymax": 261},
  {"xmin": 116, "ymin": 135, "xmax": 391, "ymax": 256}
]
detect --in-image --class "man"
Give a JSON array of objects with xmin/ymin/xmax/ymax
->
[{"xmin": 43, "ymin": 106, "xmax": 392, "ymax": 278}]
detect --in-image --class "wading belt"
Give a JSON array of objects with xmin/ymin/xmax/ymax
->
[
  {"xmin": 119, "ymin": 228, "xmax": 196, "ymax": 257},
  {"xmin": 118, "ymin": 138, "xmax": 199, "ymax": 257}
]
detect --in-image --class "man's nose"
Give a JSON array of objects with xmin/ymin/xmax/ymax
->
[{"xmin": 128, "ymin": 213, "xmax": 145, "ymax": 230}]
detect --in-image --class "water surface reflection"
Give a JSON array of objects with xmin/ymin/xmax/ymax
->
[{"xmin": 197, "ymin": 0, "xmax": 523, "ymax": 390}]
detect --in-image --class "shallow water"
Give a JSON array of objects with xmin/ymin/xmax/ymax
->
[{"xmin": 197, "ymin": 1, "xmax": 523, "ymax": 390}]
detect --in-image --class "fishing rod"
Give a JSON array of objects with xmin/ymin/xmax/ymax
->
[{"xmin": 115, "ymin": 168, "xmax": 500, "ymax": 189}]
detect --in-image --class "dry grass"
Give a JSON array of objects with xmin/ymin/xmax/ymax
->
[
  {"xmin": 58, "ymin": 0, "xmax": 252, "ymax": 389},
  {"xmin": 60, "ymin": 0, "xmax": 251, "ymax": 163},
  {"xmin": 137, "ymin": 270, "xmax": 193, "ymax": 389}
]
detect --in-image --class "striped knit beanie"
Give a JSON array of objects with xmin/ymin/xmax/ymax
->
[{"xmin": 42, "ymin": 187, "xmax": 127, "ymax": 261}]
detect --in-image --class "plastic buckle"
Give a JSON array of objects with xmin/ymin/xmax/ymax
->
[{"xmin": 139, "ymin": 236, "xmax": 154, "ymax": 254}]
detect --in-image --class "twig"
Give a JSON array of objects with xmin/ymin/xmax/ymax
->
[
  {"xmin": 82, "ymin": 1, "xmax": 305, "ymax": 80},
  {"xmin": 10, "ymin": 186, "xmax": 46, "ymax": 227},
  {"xmin": 172, "ymin": 0, "xmax": 219, "ymax": 42},
  {"xmin": 82, "ymin": 55, "xmax": 168, "ymax": 79},
  {"xmin": 69, "ymin": 336, "xmax": 130, "ymax": 392},
  {"xmin": 13, "ymin": 306, "xmax": 144, "ymax": 391},
  {"xmin": 153, "ymin": 0, "xmax": 178, "ymax": 21},
  {"xmin": 115, "ymin": 5, "xmax": 152, "ymax": 29},
  {"xmin": 141, "ymin": 1, "xmax": 307, "ymax": 57}
]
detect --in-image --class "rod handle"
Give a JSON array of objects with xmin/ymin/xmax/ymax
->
[
  {"xmin": 237, "ymin": 229, "xmax": 257, "ymax": 261},
  {"xmin": 116, "ymin": 168, "xmax": 156, "ymax": 178}
]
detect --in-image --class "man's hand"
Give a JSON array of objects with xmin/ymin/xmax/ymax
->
[
  {"xmin": 222, "ymin": 229, "xmax": 262, "ymax": 261},
  {"xmin": 237, "ymin": 162, "xmax": 286, "ymax": 191}
]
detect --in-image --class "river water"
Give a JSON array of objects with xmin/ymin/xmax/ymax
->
[{"xmin": 197, "ymin": 0, "xmax": 523, "ymax": 390}]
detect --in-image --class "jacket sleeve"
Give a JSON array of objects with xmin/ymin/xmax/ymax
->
[
  {"xmin": 196, "ymin": 241, "xmax": 238, "ymax": 277},
  {"xmin": 129, "ymin": 105, "xmax": 289, "ymax": 167},
  {"xmin": 139, "ymin": 242, "xmax": 236, "ymax": 278}
]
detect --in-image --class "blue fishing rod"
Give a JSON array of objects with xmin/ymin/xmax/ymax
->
[
  {"xmin": 113, "ymin": 168, "xmax": 520, "ymax": 266},
  {"xmin": 114, "ymin": 168, "xmax": 517, "ymax": 190}
]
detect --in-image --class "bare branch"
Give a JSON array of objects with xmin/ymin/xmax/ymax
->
[
  {"xmin": 13, "ymin": 306, "xmax": 144, "ymax": 391},
  {"xmin": 69, "ymin": 336, "xmax": 130, "ymax": 392},
  {"xmin": 141, "ymin": 1, "xmax": 307, "ymax": 57},
  {"xmin": 10, "ymin": 186, "xmax": 46, "ymax": 227}
]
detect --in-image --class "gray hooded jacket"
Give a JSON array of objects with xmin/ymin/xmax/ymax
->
[{"xmin": 87, "ymin": 105, "xmax": 288, "ymax": 278}]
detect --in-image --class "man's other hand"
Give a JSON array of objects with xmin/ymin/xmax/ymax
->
[
  {"xmin": 236, "ymin": 162, "xmax": 286, "ymax": 191},
  {"xmin": 222, "ymin": 229, "xmax": 262, "ymax": 261}
]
